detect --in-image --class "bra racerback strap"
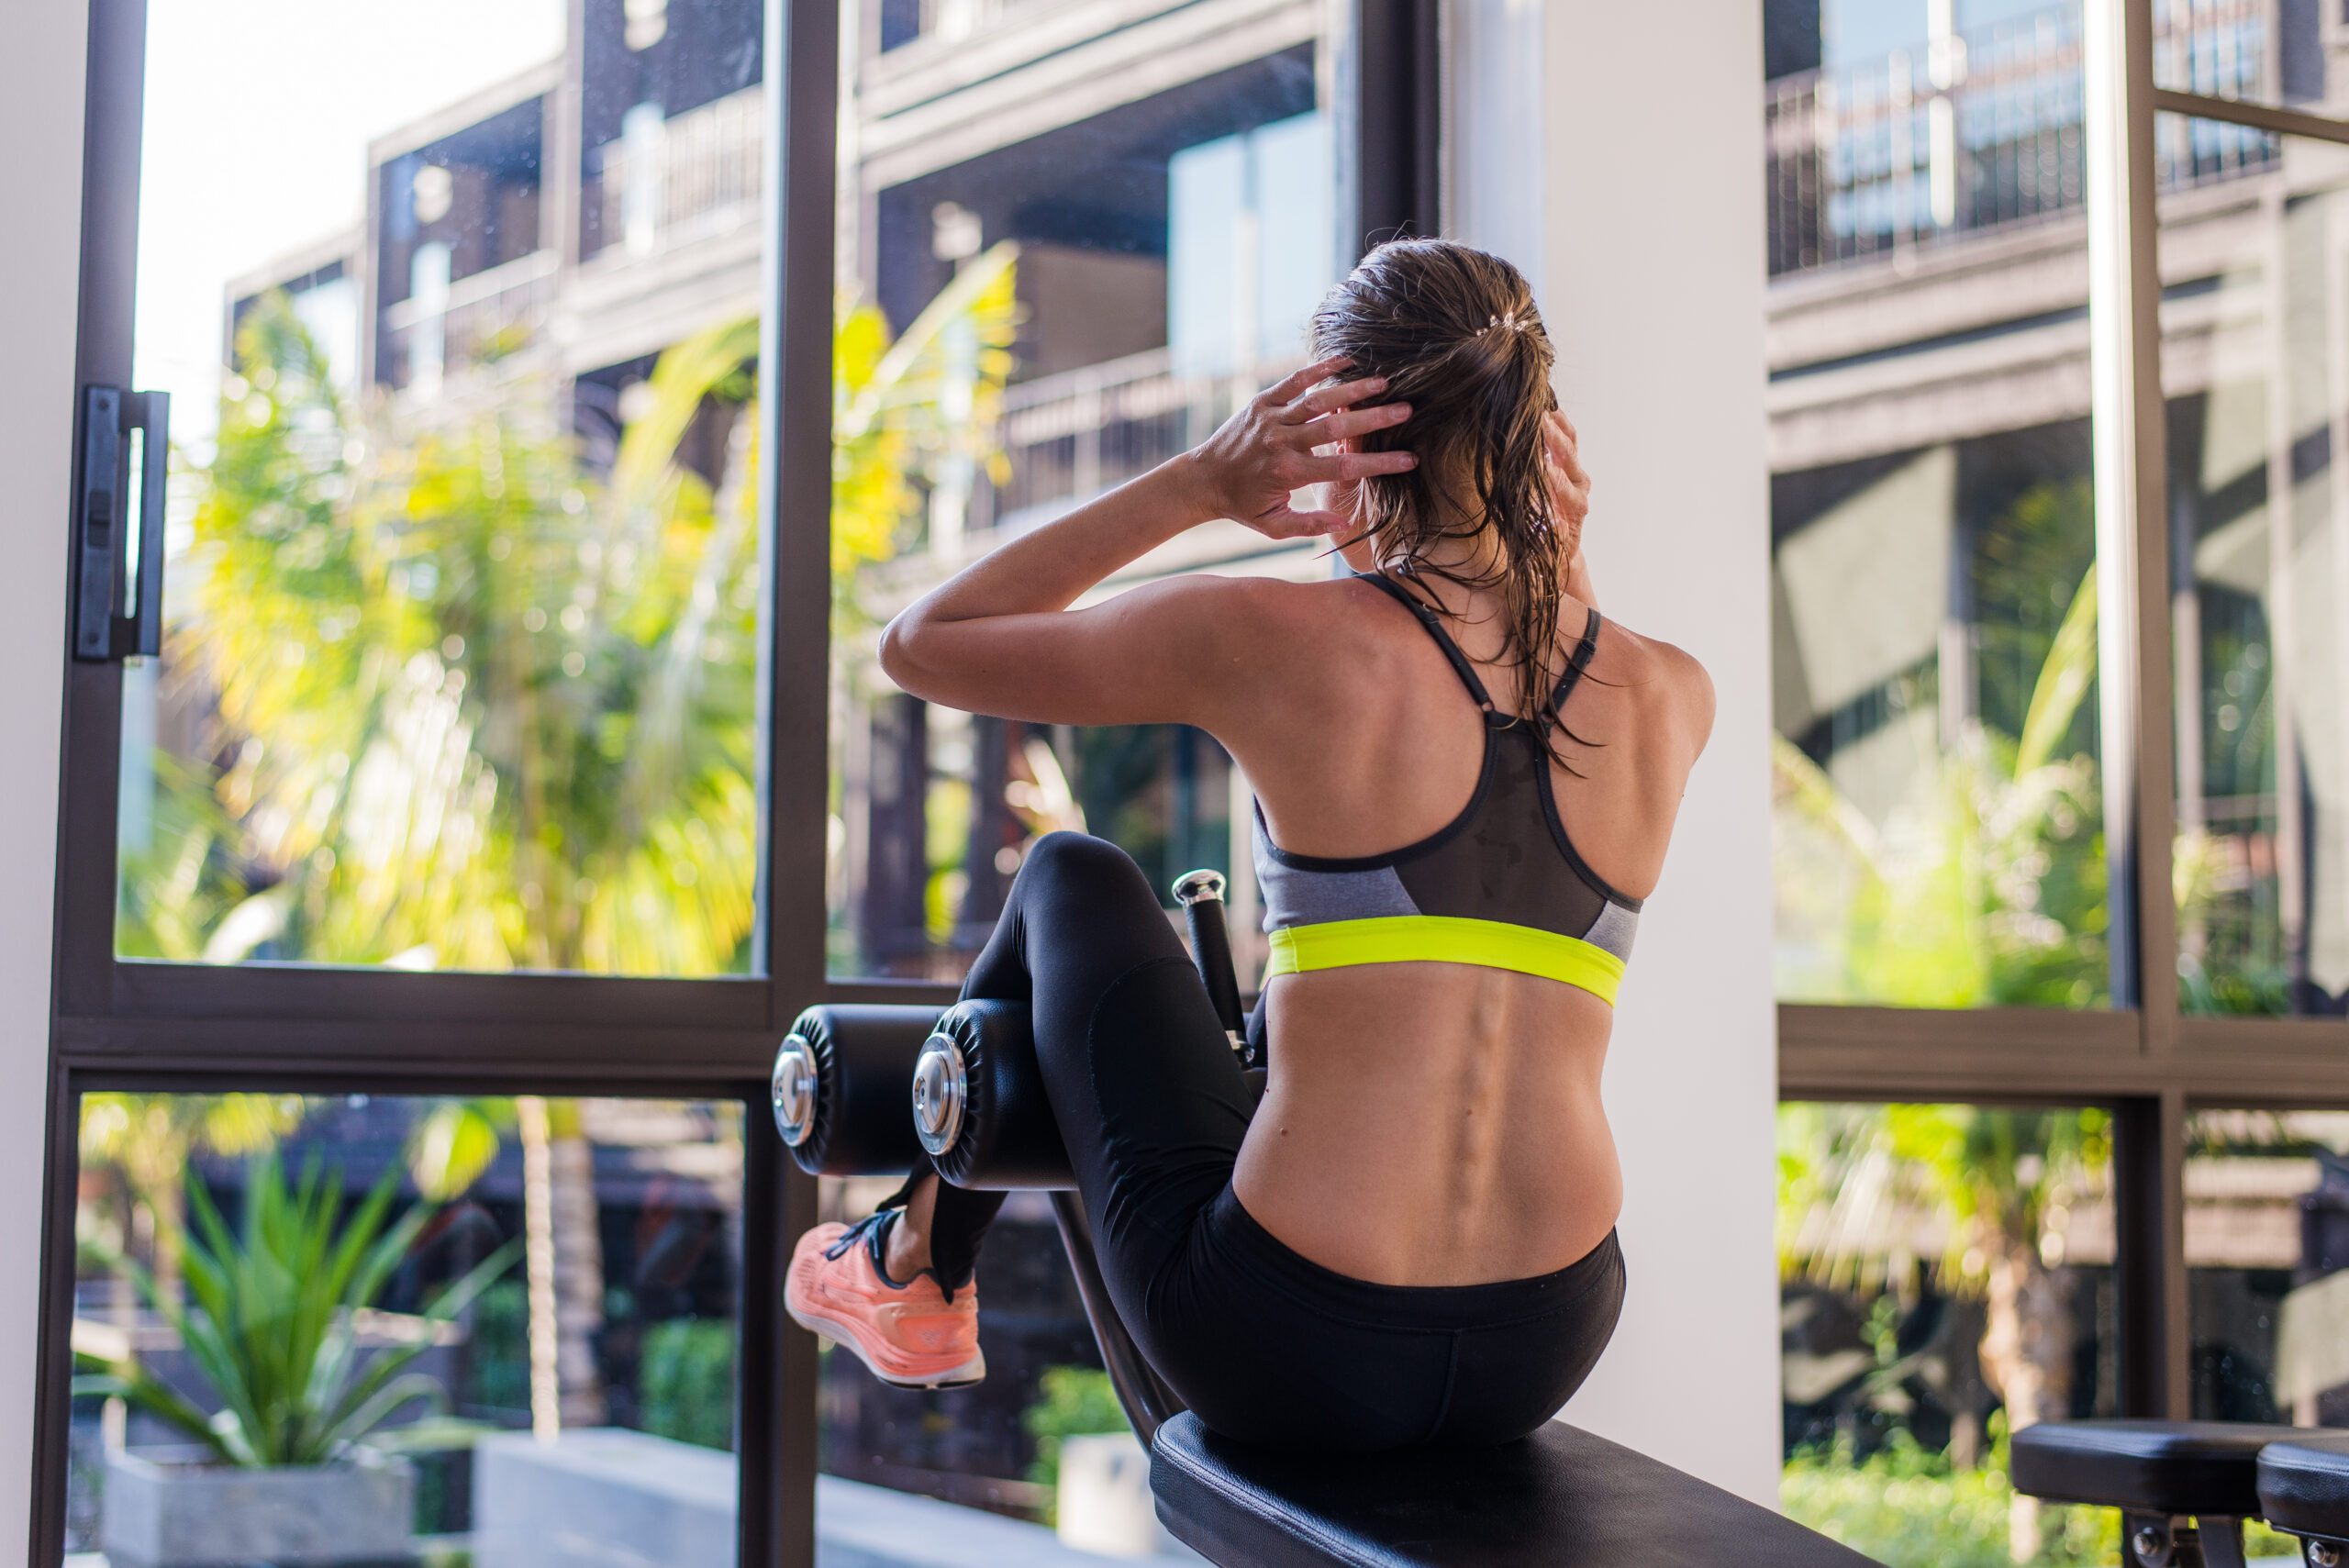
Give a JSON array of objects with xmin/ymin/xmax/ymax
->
[
  {"xmin": 1549, "ymin": 606, "xmax": 1604, "ymax": 716},
  {"xmin": 1358, "ymin": 572, "xmax": 1502, "ymax": 718}
]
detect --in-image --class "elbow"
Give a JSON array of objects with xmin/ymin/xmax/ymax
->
[{"xmin": 878, "ymin": 608, "xmax": 935, "ymax": 697}]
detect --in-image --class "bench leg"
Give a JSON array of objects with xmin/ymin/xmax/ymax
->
[{"xmin": 2125, "ymin": 1512, "xmax": 2251, "ymax": 1568}]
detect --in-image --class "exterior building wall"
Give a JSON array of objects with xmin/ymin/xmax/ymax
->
[{"xmin": 0, "ymin": 0, "xmax": 87, "ymax": 1551}]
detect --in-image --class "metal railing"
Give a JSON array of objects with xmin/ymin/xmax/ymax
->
[
  {"xmin": 989, "ymin": 350, "xmax": 1305, "ymax": 529},
  {"xmin": 379, "ymin": 250, "xmax": 560, "ymax": 393},
  {"xmin": 1766, "ymin": 0, "xmax": 2279, "ymax": 277},
  {"xmin": 593, "ymin": 86, "xmax": 764, "ymax": 260}
]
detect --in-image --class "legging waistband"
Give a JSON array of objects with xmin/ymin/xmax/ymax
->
[{"xmin": 1207, "ymin": 1186, "xmax": 1622, "ymax": 1333}]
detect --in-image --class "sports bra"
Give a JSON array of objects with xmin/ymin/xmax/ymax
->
[{"xmin": 1250, "ymin": 573, "xmax": 1642, "ymax": 1007}]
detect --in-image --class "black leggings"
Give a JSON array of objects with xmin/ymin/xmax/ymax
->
[{"xmin": 895, "ymin": 831, "xmax": 1625, "ymax": 1453}]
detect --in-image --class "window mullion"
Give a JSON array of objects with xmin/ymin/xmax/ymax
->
[{"xmin": 2084, "ymin": 0, "xmax": 2178, "ymax": 1036}]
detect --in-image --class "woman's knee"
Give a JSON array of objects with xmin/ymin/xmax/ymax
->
[{"xmin": 1017, "ymin": 831, "xmax": 1153, "ymax": 903}]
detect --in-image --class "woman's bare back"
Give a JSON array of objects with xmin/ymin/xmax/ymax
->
[{"xmin": 1223, "ymin": 573, "xmax": 1711, "ymax": 1285}]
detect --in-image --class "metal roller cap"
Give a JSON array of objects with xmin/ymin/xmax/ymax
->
[
  {"xmin": 771, "ymin": 1033, "xmax": 818, "ymax": 1147},
  {"xmin": 1171, "ymin": 868, "xmax": 1227, "ymax": 906},
  {"xmin": 911, "ymin": 1032, "xmax": 968, "ymax": 1159}
]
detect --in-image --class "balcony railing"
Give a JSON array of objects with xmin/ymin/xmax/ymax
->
[
  {"xmin": 990, "ymin": 350, "xmax": 1307, "ymax": 532},
  {"xmin": 1766, "ymin": 0, "xmax": 2279, "ymax": 277},
  {"xmin": 379, "ymin": 249, "xmax": 560, "ymax": 394},
  {"xmin": 592, "ymin": 86, "xmax": 764, "ymax": 261}
]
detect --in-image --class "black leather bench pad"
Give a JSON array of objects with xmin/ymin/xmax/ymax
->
[
  {"xmin": 2258, "ymin": 1433, "xmax": 2349, "ymax": 1543},
  {"xmin": 1150, "ymin": 1412, "xmax": 1875, "ymax": 1568},
  {"xmin": 2010, "ymin": 1420, "xmax": 2306, "ymax": 1517}
]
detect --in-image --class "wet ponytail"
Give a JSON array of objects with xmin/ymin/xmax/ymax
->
[{"xmin": 1308, "ymin": 239, "xmax": 1579, "ymax": 757}]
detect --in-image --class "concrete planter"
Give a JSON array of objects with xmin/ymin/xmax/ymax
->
[{"xmin": 101, "ymin": 1445, "xmax": 415, "ymax": 1568}]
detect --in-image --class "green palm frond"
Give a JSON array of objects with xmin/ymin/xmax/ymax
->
[{"xmin": 84, "ymin": 1154, "xmax": 519, "ymax": 1466}]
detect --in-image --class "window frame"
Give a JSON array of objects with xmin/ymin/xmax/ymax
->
[
  {"xmin": 1775, "ymin": 0, "xmax": 2349, "ymax": 1423},
  {"xmin": 28, "ymin": 0, "xmax": 1442, "ymax": 1560}
]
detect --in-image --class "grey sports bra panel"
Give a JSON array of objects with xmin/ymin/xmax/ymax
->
[{"xmin": 1250, "ymin": 573, "xmax": 1642, "ymax": 966}]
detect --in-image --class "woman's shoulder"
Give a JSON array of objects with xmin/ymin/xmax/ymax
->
[{"xmin": 1586, "ymin": 608, "xmax": 1716, "ymax": 756}]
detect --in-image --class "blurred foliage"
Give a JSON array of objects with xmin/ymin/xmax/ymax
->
[
  {"xmin": 1021, "ymin": 1363, "xmax": 1129, "ymax": 1512},
  {"xmin": 122, "ymin": 295, "xmax": 761, "ymax": 973},
  {"xmin": 639, "ymin": 1317, "xmax": 736, "ymax": 1451},
  {"xmin": 80, "ymin": 1093, "xmax": 308, "ymax": 1293},
  {"xmin": 406, "ymin": 1096, "xmax": 514, "ymax": 1202},
  {"xmin": 1774, "ymin": 551, "xmax": 2107, "ymax": 1006},
  {"xmin": 1778, "ymin": 1104, "xmax": 2110, "ymax": 1296},
  {"xmin": 75, "ymin": 1156, "xmax": 518, "ymax": 1466},
  {"xmin": 2175, "ymin": 584, "xmax": 2290, "ymax": 1015},
  {"xmin": 830, "ymin": 239, "xmax": 1019, "ymax": 623},
  {"xmin": 122, "ymin": 244, "xmax": 1014, "ymax": 975},
  {"xmin": 462, "ymin": 1280, "xmax": 530, "ymax": 1417},
  {"xmin": 1783, "ymin": 1430, "xmax": 2112, "ymax": 1567}
]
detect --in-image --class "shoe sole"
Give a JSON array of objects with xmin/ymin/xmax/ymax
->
[{"xmin": 786, "ymin": 1294, "xmax": 987, "ymax": 1390}]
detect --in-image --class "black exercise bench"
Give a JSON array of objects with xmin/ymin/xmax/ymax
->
[{"xmin": 2013, "ymin": 1418, "xmax": 2349, "ymax": 1567}]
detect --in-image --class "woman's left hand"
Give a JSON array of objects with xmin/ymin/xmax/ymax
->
[
  {"xmin": 1542, "ymin": 412, "xmax": 1590, "ymax": 540},
  {"xmin": 1180, "ymin": 355, "xmax": 1417, "ymax": 540}
]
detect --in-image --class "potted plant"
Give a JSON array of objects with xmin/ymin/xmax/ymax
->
[{"xmin": 77, "ymin": 1155, "xmax": 519, "ymax": 1568}]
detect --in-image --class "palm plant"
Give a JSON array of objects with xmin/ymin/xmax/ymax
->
[
  {"xmin": 1772, "ymin": 560, "xmax": 2108, "ymax": 1008},
  {"xmin": 75, "ymin": 1156, "xmax": 519, "ymax": 1467},
  {"xmin": 80, "ymin": 1094, "xmax": 306, "ymax": 1306},
  {"xmin": 121, "ymin": 241, "xmax": 1019, "ymax": 977}
]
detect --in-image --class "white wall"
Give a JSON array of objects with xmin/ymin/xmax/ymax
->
[
  {"xmin": 0, "ymin": 0, "xmax": 86, "ymax": 1552},
  {"xmin": 1450, "ymin": 0, "xmax": 1781, "ymax": 1508}
]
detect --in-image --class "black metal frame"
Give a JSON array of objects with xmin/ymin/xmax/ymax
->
[{"xmin": 29, "ymin": 0, "xmax": 1441, "ymax": 1558}]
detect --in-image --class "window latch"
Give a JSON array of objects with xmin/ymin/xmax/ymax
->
[{"xmin": 74, "ymin": 384, "xmax": 169, "ymax": 662}]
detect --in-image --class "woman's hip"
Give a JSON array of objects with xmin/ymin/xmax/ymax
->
[{"xmin": 1140, "ymin": 1188, "xmax": 1626, "ymax": 1452}]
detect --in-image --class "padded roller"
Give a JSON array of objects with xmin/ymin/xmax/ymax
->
[
  {"xmin": 2259, "ymin": 1432, "xmax": 2349, "ymax": 1548},
  {"xmin": 773, "ymin": 1004, "xmax": 941, "ymax": 1177},
  {"xmin": 915, "ymin": 999, "xmax": 1074, "ymax": 1190}
]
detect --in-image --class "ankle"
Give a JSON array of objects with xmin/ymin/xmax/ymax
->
[{"xmin": 882, "ymin": 1210, "xmax": 934, "ymax": 1283}]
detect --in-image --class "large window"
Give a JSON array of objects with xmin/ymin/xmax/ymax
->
[
  {"xmin": 1777, "ymin": 1101, "xmax": 2118, "ymax": 1564},
  {"xmin": 1768, "ymin": 0, "xmax": 2349, "ymax": 1561},
  {"xmin": 1766, "ymin": 1, "xmax": 2110, "ymax": 1010},
  {"xmin": 2163, "ymin": 128, "xmax": 2349, "ymax": 1018},
  {"xmin": 68, "ymin": 1092, "xmax": 745, "ymax": 1563},
  {"xmin": 824, "ymin": 23, "xmax": 1341, "ymax": 984},
  {"xmin": 37, "ymin": 0, "xmax": 1422, "ymax": 1559},
  {"xmin": 115, "ymin": 0, "xmax": 773, "ymax": 978},
  {"xmin": 2186, "ymin": 1110, "xmax": 2349, "ymax": 1425}
]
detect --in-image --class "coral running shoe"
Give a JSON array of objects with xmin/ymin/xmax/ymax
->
[{"xmin": 786, "ymin": 1213, "xmax": 985, "ymax": 1389}]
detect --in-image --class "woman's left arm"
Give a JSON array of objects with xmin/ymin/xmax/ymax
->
[{"xmin": 881, "ymin": 358, "xmax": 1413, "ymax": 727}]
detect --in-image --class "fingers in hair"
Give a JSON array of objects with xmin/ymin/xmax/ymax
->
[
  {"xmin": 1259, "ymin": 355, "xmax": 1352, "ymax": 408},
  {"xmin": 1289, "ymin": 401, "xmax": 1410, "ymax": 446},
  {"xmin": 1280, "ymin": 374, "xmax": 1388, "ymax": 425}
]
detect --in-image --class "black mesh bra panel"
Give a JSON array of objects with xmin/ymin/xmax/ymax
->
[{"xmin": 1391, "ymin": 731, "xmax": 1612, "ymax": 940}]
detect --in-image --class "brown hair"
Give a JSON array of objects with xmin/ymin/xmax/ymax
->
[{"xmin": 1309, "ymin": 239, "xmax": 1578, "ymax": 751}]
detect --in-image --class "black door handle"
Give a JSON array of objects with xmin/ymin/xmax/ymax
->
[{"xmin": 74, "ymin": 384, "xmax": 169, "ymax": 662}]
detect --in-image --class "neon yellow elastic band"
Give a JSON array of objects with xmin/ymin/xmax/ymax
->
[{"xmin": 1263, "ymin": 915, "xmax": 1624, "ymax": 1006}]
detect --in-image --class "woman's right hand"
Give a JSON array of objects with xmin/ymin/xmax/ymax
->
[
  {"xmin": 1178, "ymin": 355, "xmax": 1417, "ymax": 541},
  {"xmin": 1544, "ymin": 412, "xmax": 1597, "ymax": 606}
]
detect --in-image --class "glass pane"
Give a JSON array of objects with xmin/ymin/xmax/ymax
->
[
  {"xmin": 814, "ymin": 1181, "xmax": 1156, "ymax": 1556},
  {"xmin": 1777, "ymin": 1100, "xmax": 2118, "ymax": 1566},
  {"xmin": 2152, "ymin": 0, "xmax": 2340, "ymax": 114},
  {"xmin": 826, "ymin": 11, "xmax": 1341, "ymax": 982},
  {"xmin": 1765, "ymin": 0, "xmax": 2110, "ymax": 1007},
  {"xmin": 2187, "ymin": 1109, "xmax": 2349, "ymax": 1431},
  {"xmin": 2165, "ymin": 125, "xmax": 2349, "ymax": 1017},
  {"xmin": 66, "ymin": 1091, "xmax": 744, "ymax": 1566},
  {"xmin": 118, "ymin": 0, "xmax": 772, "ymax": 974}
]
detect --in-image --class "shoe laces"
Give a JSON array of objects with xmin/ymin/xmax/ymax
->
[{"xmin": 825, "ymin": 1208, "xmax": 965, "ymax": 1303}]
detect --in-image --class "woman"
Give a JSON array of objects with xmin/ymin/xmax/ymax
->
[{"xmin": 786, "ymin": 239, "xmax": 1714, "ymax": 1452}]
